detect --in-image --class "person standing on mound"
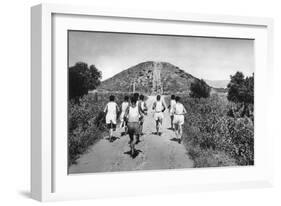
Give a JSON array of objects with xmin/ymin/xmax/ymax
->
[
  {"xmin": 124, "ymin": 96, "xmax": 144, "ymax": 156},
  {"xmin": 152, "ymin": 95, "xmax": 166, "ymax": 136},
  {"xmin": 104, "ymin": 95, "xmax": 120, "ymax": 142},
  {"xmin": 172, "ymin": 96, "xmax": 187, "ymax": 144}
]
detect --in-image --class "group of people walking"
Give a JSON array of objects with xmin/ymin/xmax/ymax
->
[{"xmin": 103, "ymin": 93, "xmax": 187, "ymax": 156}]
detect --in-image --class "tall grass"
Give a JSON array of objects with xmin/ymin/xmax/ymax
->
[
  {"xmin": 68, "ymin": 92, "xmax": 130, "ymax": 166},
  {"xmin": 166, "ymin": 94, "xmax": 254, "ymax": 167}
]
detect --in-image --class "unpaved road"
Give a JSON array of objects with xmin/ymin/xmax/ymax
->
[{"xmin": 69, "ymin": 96, "xmax": 193, "ymax": 174}]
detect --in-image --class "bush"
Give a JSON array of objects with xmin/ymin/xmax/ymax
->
[
  {"xmin": 227, "ymin": 72, "xmax": 254, "ymax": 104},
  {"xmin": 168, "ymin": 94, "xmax": 254, "ymax": 167},
  {"xmin": 69, "ymin": 62, "xmax": 102, "ymax": 101},
  {"xmin": 188, "ymin": 147, "xmax": 236, "ymax": 168},
  {"xmin": 68, "ymin": 92, "xmax": 131, "ymax": 166},
  {"xmin": 190, "ymin": 79, "xmax": 211, "ymax": 98}
]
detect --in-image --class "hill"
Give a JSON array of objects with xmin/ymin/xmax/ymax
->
[{"xmin": 97, "ymin": 61, "xmax": 210, "ymax": 95}]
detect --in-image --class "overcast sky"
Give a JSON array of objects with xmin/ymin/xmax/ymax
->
[{"xmin": 68, "ymin": 31, "xmax": 254, "ymax": 81}]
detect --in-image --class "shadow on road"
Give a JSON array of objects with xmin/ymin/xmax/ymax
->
[
  {"xmin": 151, "ymin": 132, "xmax": 162, "ymax": 136},
  {"xmin": 124, "ymin": 149, "xmax": 143, "ymax": 159},
  {"xmin": 170, "ymin": 137, "xmax": 181, "ymax": 144},
  {"xmin": 105, "ymin": 136, "xmax": 120, "ymax": 142},
  {"xmin": 120, "ymin": 132, "xmax": 127, "ymax": 136}
]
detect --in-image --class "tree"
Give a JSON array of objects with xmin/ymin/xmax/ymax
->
[
  {"xmin": 227, "ymin": 72, "xmax": 254, "ymax": 104},
  {"xmin": 244, "ymin": 74, "xmax": 254, "ymax": 104},
  {"xmin": 227, "ymin": 72, "xmax": 254, "ymax": 118},
  {"xmin": 69, "ymin": 62, "xmax": 102, "ymax": 101},
  {"xmin": 87, "ymin": 65, "xmax": 102, "ymax": 91},
  {"xmin": 190, "ymin": 79, "xmax": 210, "ymax": 98}
]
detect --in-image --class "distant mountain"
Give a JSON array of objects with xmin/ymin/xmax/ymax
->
[
  {"xmin": 97, "ymin": 61, "xmax": 210, "ymax": 95},
  {"xmin": 204, "ymin": 79, "xmax": 229, "ymax": 89}
]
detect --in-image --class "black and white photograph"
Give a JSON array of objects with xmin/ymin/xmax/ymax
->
[{"xmin": 68, "ymin": 31, "xmax": 254, "ymax": 174}]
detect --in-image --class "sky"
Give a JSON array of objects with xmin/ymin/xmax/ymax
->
[{"xmin": 68, "ymin": 31, "xmax": 254, "ymax": 81}]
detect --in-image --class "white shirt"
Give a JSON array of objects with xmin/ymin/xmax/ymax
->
[
  {"xmin": 170, "ymin": 99, "xmax": 176, "ymax": 112},
  {"xmin": 127, "ymin": 106, "xmax": 140, "ymax": 123},
  {"xmin": 104, "ymin": 102, "xmax": 117, "ymax": 115},
  {"xmin": 173, "ymin": 102, "xmax": 186, "ymax": 115},
  {"xmin": 121, "ymin": 102, "xmax": 129, "ymax": 113},
  {"xmin": 154, "ymin": 100, "xmax": 165, "ymax": 112}
]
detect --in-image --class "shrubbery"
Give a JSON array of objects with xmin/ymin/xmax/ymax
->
[
  {"xmin": 227, "ymin": 72, "xmax": 254, "ymax": 120},
  {"xmin": 227, "ymin": 72, "xmax": 254, "ymax": 104},
  {"xmin": 69, "ymin": 62, "xmax": 102, "ymax": 101},
  {"xmin": 167, "ymin": 94, "xmax": 254, "ymax": 167},
  {"xmin": 68, "ymin": 92, "xmax": 130, "ymax": 166},
  {"xmin": 190, "ymin": 79, "xmax": 211, "ymax": 98}
]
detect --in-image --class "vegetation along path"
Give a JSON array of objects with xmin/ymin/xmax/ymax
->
[{"xmin": 69, "ymin": 96, "xmax": 194, "ymax": 174}]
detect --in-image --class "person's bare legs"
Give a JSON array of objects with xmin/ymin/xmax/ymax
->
[
  {"xmin": 170, "ymin": 115, "xmax": 174, "ymax": 129},
  {"xmin": 109, "ymin": 121, "xmax": 114, "ymax": 141},
  {"xmin": 178, "ymin": 124, "xmax": 183, "ymax": 144},
  {"xmin": 158, "ymin": 119, "xmax": 162, "ymax": 135},
  {"xmin": 109, "ymin": 128, "xmax": 113, "ymax": 140},
  {"xmin": 156, "ymin": 119, "xmax": 162, "ymax": 135},
  {"xmin": 140, "ymin": 122, "xmax": 143, "ymax": 135},
  {"xmin": 156, "ymin": 120, "xmax": 159, "ymax": 135},
  {"xmin": 174, "ymin": 123, "xmax": 179, "ymax": 141},
  {"xmin": 120, "ymin": 120, "xmax": 124, "ymax": 128},
  {"xmin": 125, "ymin": 124, "xmax": 128, "ymax": 134},
  {"xmin": 129, "ymin": 133, "xmax": 136, "ymax": 156}
]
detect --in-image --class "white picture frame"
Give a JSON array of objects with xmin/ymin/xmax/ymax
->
[{"xmin": 31, "ymin": 3, "xmax": 274, "ymax": 202}]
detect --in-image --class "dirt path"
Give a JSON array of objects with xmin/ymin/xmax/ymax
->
[{"xmin": 69, "ymin": 96, "xmax": 193, "ymax": 174}]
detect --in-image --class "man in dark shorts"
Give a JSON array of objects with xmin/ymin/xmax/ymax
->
[{"xmin": 124, "ymin": 96, "xmax": 143, "ymax": 156}]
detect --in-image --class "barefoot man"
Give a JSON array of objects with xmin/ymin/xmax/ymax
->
[
  {"xmin": 152, "ymin": 95, "xmax": 166, "ymax": 136},
  {"xmin": 168, "ymin": 94, "xmax": 176, "ymax": 130},
  {"xmin": 104, "ymin": 95, "xmax": 119, "ymax": 141},
  {"xmin": 119, "ymin": 95, "xmax": 129, "ymax": 134},
  {"xmin": 138, "ymin": 94, "xmax": 148, "ymax": 136},
  {"xmin": 124, "ymin": 96, "xmax": 143, "ymax": 156},
  {"xmin": 172, "ymin": 96, "xmax": 187, "ymax": 144}
]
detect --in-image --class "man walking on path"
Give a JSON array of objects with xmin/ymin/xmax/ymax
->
[
  {"xmin": 104, "ymin": 95, "xmax": 120, "ymax": 142},
  {"xmin": 124, "ymin": 96, "xmax": 144, "ymax": 156},
  {"xmin": 152, "ymin": 95, "xmax": 166, "ymax": 136},
  {"xmin": 139, "ymin": 94, "xmax": 148, "ymax": 136},
  {"xmin": 69, "ymin": 95, "xmax": 194, "ymax": 174},
  {"xmin": 120, "ymin": 96, "xmax": 129, "ymax": 134},
  {"xmin": 172, "ymin": 96, "xmax": 187, "ymax": 144},
  {"xmin": 133, "ymin": 93, "xmax": 141, "ymax": 143},
  {"xmin": 168, "ymin": 94, "xmax": 176, "ymax": 130}
]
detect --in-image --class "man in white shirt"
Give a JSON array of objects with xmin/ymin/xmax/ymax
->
[
  {"xmin": 168, "ymin": 94, "xmax": 176, "ymax": 130},
  {"xmin": 138, "ymin": 94, "xmax": 148, "ymax": 136},
  {"xmin": 119, "ymin": 96, "xmax": 129, "ymax": 134},
  {"xmin": 104, "ymin": 95, "xmax": 119, "ymax": 141},
  {"xmin": 172, "ymin": 96, "xmax": 187, "ymax": 144},
  {"xmin": 133, "ymin": 93, "xmax": 141, "ymax": 143},
  {"xmin": 124, "ymin": 96, "xmax": 144, "ymax": 156},
  {"xmin": 152, "ymin": 95, "xmax": 166, "ymax": 136}
]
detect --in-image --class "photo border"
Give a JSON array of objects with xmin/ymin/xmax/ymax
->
[{"xmin": 31, "ymin": 3, "xmax": 274, "ymax": 201}]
